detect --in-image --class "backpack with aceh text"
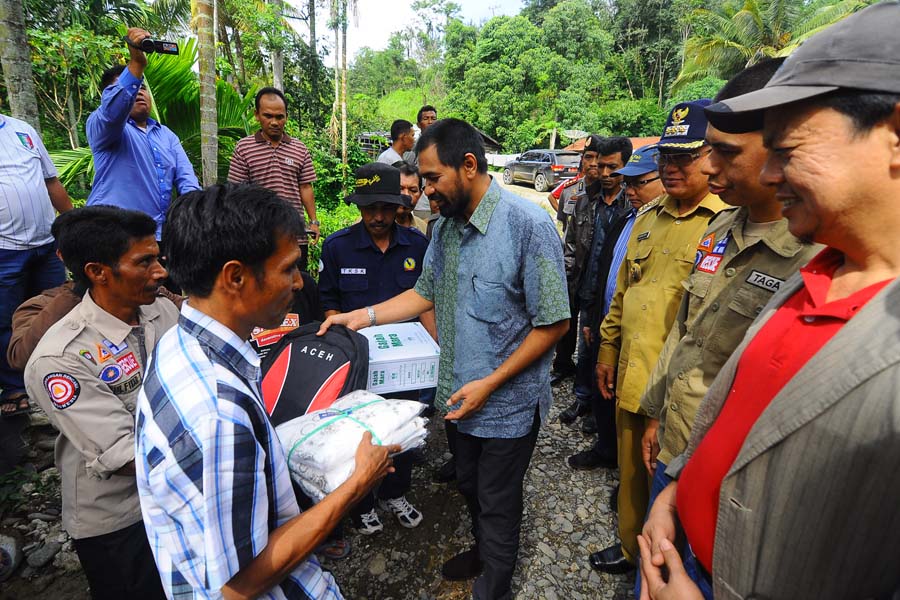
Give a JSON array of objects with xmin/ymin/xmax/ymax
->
[{"xmin": 260, "ymin": 322, "xmax": 370, "ymax": 427}]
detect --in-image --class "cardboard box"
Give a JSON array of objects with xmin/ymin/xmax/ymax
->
[{"xmin": 360, "ymin": 322, "xmax": 440, "ymax": 394}]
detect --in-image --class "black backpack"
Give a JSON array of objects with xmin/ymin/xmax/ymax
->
[{"xmin": 260, "ymin": 322, "xmax": 370, "ymax": 427}]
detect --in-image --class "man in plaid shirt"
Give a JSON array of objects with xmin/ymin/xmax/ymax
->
[{"xmin": 135, "ymin": 183, "xmax": 397, "ymax": 599}]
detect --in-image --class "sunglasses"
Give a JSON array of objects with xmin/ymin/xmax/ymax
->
[
  {"xmin": 621, "ymin": 176, "xmax": 660, "ymax": 190},
  {"xmin": 658, "ymin": 148, "xmax": 711, "ymax": 168}
]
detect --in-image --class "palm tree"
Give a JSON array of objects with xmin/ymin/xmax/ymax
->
[
  {"xmin": 0, "ymin": 0, "xmax": 41, "ymax": 130},
  {"xmin": 672, "ymin": 0, "xmax": 872, "ymax": 91},
  {"xmin": 196, "ymin": 0, "xmax": 218, "ymax": 185}
]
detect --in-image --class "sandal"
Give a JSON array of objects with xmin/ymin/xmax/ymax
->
[
  {"xmin": 315, "ymin": 537, "xmax": 351, "ymax": 561},
  {"xmin": 0, "ymin": 395, "xmax": 32, "ymax": 418}
]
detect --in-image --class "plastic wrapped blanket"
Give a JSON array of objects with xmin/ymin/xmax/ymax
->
[{"xmin": 275, "ymin": 390, "xmax": 428, "ymax": 502}]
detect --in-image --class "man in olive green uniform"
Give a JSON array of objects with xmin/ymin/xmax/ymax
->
[
  {"xmin": 640, "ymin": 60, "xmax": 821, "ymax": 490},
  {"xmin": 592, "ymin": 100, "xmax": 729, "ymax": 574},
  {"xmin": 25, "ymin": 206, "xmax": 177, "ymax": 600}
]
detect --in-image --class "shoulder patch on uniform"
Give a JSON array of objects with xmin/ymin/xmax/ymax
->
[
  {"xmin": 102, "ymin": 338, "xmax": 128, "ymax": 355},
  {"xmin": 698, "ymin": 233, "xmax": 715, "ymax": 253},
  {"xmin": 403, "ymin": 257, "xmax": 416, "ymax": 271},
  {"xmin": 43, "ymin": 373, "xmax": 80, "ymax": 410},
  {"xmin": 95, "ymin": 343, "xmax": 113, "ymax": 363},
  {"xmin": 116, "ymin": 352, "xmax": 140, "ymax": 377},
  {"xmin": 561, "ymin": 177, "xmax": 581, "ymax": 189},
  {"xmin": 636, "ymin": 197, "xmax": 661, "ymax": 217},
  {"xmin": 78, "ymin": 349, "xmax": 96, "ymax": 365}
]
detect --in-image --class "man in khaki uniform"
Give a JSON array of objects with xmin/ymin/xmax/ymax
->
[
  {"xmin": 592, "ymin": 100, "xmax": 729, "ymax": 574},
  {"xmin": 25, "ymin": 206, "xmax": 177, "ymax": 600}
]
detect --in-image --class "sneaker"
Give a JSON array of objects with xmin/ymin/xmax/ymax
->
[
  {"xmin": 354, "ymin": 508, "xmax": 384, "ymax": 535},
  {"xmin": 559, "ymin": 400, "xmax": 590, "ymax": 425},
  {"xmin": 379, "ymin": 495, "xmax": 423, "ymax": 528},
  {"xmin": 441, "ymin": 547, "xmax": 483, "ymax": 580}
]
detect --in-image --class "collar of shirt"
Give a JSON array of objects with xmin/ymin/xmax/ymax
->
[
  {"xmin": 727, "ymin": 206, "xmax": 807, "ymax": 259},
  {"xmin": 797, "ymin": 247, "xmax": 891, "ymax": 321},
  {"xmin": 79, "ymin": 289, "xmax": 162, "ymax": 347},
  {"xmin": 352, "ymin": 220, "xmax": 412, "ymax": 251},
  {"xmin": 253, "ymin": 130, "xmax": 293, "ymax": 146},
  {"xmin": 126, "ymin": 117, "xmax": 160, "ymax": 133},
  {"xmin": 0, "ymin": 114, "xmax": 6, "ymax": 129},
  {"xmin": 179, "ymin": 301, "xmax": 261, "ymax": 384},
  {"xmin": 457, "ymin": 179, "xmax": 502, "ymax": 235},
  {"xmin": 659, "ymin": 191, "xmax": 728, "ymax": 219}
]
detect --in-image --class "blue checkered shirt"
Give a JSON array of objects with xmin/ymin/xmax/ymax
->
[{"xmin": 135, "ymin": 302, "xmax": 343, "ymax": 599}]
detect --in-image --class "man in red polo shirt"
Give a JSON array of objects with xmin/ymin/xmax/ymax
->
[{"xmin": 638, "ymin": 4, "xmax": 900, "ymax": 599}]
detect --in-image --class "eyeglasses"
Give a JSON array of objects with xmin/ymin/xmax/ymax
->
[
  {"xmin": 621, "ymin": 176, "xmax": 660, "ymax": 189},
  {"xmin": 658, "ymin": 148, "xmax": 711, "ymax": 168}
]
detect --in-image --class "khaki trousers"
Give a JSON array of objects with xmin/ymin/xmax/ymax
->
[{"xmin": 615, "ymin": 404, "xmax": 650, "ymax": 564}]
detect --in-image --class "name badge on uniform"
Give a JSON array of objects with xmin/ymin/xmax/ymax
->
[
  {"xmin": 341, "ymin": 268, "xmax": 366, "ymax": 275},
  {"xmin": 637, "ymin": 231, "xmax": 650, "ymax": 241},
  {"xmin": 746, "ymin": 270, "xmax": 784, "ymax": 292}
]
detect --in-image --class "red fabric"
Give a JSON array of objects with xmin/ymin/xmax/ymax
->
[{"xmin": 676, "ymin": 248, "xmax": 892, "ymax": 572}]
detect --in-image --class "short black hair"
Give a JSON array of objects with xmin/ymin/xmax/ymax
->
[
  {"xmin": 163, "ymin": 184, "xmax": 303, "ymax": 298},
  {"xmin": 390, "ymin": 119, "xmax": 413, "ymax": 141},
  {"xmin": 255, "ymin": 87, "xmax": 288, "ymax": 112},
  {"xmin": 417, "ymin": 105, "xmax": 437, "ymax": 123},
  {"xmin": 53, "ymin": 206, "xmax": 157, "ymax": 290},
  {"xmin": 415, "ymin": 118, "xmax": 488, "ymax": 174},
  {"xmin": 715, "ymin": 58, "xmax": 785, "ymax": 103},
  {"xmin": 100, "ymin": 65, "xmax": 127, "ymax": 91},
  {"xmin": 398, "ymin": 161, "xmax": 422, "ymax": 187},
  {"xmin": 808, "ymin": 90, "xmax": 900, "ymax": 136},
  {"xmin": 593, "ymin": 136, "xmax": 633, "ymax": 165}
]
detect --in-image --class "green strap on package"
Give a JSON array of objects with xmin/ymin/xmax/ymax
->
[{"xmin": 287, "ymin": 398, "xmax": 386, "ymax": 464}]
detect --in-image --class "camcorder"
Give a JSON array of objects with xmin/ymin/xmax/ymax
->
[{"xmin": 123, "ymin": 36, "xmax": 179, "ymax": 55}]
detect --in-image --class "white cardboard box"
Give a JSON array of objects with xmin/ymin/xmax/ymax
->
[{"xmin": 360, "ymin": 322, "xmax": 440, "ymax": 394}]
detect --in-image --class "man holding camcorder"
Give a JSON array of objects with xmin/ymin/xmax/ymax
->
[{"xmin": 86, "ymin": 27, "xmax": 199, "ymax": 241}]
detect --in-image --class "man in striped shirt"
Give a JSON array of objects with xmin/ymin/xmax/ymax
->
[
  {"xmin": 228, "ymin": 88, "xmax": 319, "ymax": 271},
  {"xmin": 0, "ymin": 111, "xmax": 72, "ymax": 418},
  {"xmin": 135, "ymin": 183, "xmax": 397, "ymax": 599}
]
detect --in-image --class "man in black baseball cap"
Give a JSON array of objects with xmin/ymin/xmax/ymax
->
[{"xmin": 639, "ymin": 3, "xmax": 900, "ymax": 599}]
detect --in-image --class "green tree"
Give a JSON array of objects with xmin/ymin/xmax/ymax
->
[
  {"xmin": 0, "ymin": 0, "xmax": 41, "ymax": 130},
  {"xmin": 674, "ymin": 0, "xmax": 872, "ymax": 90}
]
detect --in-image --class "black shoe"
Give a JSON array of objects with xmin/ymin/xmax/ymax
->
[
  {"xmin": 581, "ymin": 415, "xmax": 598, "ymax": 435},
  {"xmin": 559, "ymin": 401, "xmax": 590, "ymax": 425},
  {"xmin": 567, "ymin": 449, "xmax": 616, "ymax": 471},
  {"xmin": 433, "ymin": 457, "xmax": 456, "ymax": 483},
  {"xmin": 589, "ymin": 543, "xmax": 635, "ymax": 574},
  {"xmin": 441, "ymin": 547, "xmax": 483, "ymax": 580}
]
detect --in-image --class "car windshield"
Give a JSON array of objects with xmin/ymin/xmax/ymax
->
[{"xmin": 556, "ymin": 153, "xmax": 581, "ymax": 166}]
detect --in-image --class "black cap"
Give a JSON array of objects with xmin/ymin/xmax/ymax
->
[
  {"xmin": 705, "ymin": 2, "xmax": 900, "ymax": 131},
  {"xmin": 344, "ymin": 163, "xmax": 411, "ymax": 207}
]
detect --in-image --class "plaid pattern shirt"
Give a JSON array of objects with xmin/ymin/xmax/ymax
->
[{"xmin": 135, "ymin": 302, "xmax": 342, "ymax": 599}]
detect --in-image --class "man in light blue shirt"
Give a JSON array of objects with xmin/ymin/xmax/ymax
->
[
  {"xmin": 86, "ymin": 28, "xmax": 199, "ymax": 239},
  {"xmin": 318, "ymin": 118, "xmax": 570, "ymax": 600}
]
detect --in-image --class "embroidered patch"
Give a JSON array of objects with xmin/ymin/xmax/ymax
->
[
  {"xmin": 697, "ymin": 234, "xmax": 715, "ymax": 253},
  {"xmin": 636, "ymin": 231, "xmax": 650, "ymax": 241},
  {"xmin": 102, "ymin": 338, "xmax": 128, "ymax": 355},
  {"xmin": 116, "ymin": 352, "xmax": 140, "ymax": 376},
  {"xmin": 712, "ymin": 237, "xmax": 729, "ymax": 255},
  {"xmin": 100, "ymin": 364, "xmax": 123, "ymax": 384},
  {"xmin": 16, "ymin": 131, "xmax": 34, "ymax": 150},
  {"xmin": 95, "ymin": 344, "xmax": 113, "ymax": 363},
  {"xmin": 43, "ymin": 373, "xmax": 80, "ymax": 410},
  {"xmin": 403, "ymin": 257, "xmax": 416, "ymax": 271},
  {"xmin": 697, "ymin": 254, "xmax": 723, "ymax": 274},
  {"xmin": 746, "ymin": 270, "xmax": 784, "ymax": 293},
  {"xmin": 340, "ymin": 268, "xmax": 366, "ymax": 275},
  {"xmin": 109, "ymin": 373, "xmax": 142, "ymax": 395},
  {"xmin": 78, "ymin": 349, "xmax": 96, "ymax": 365}
]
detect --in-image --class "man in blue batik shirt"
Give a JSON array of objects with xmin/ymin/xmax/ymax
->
[
  {"xmin": 86, "ymin": 28, "xmax": 199, "ymax": 239},
  {"xmin": 318, "ymin": 119, "xmax": 570, "ymax": 600}
]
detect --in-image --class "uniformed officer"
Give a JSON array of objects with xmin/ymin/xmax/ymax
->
[
  {"xmin": 591, "ymin": 100, "xmax": 730, "ymax": 575},
  {"xmin": 318, "ymin": 162, "xmax": 428, "ymax": 535},
  {"xmin": 24, "ymin": 206, "xmax": 177, "ymax": 600}
]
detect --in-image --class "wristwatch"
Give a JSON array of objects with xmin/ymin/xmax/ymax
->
[
  {"xmin": 309, "ymin": 219, "xmax": 320, "ymax": 226},
  {"xmin": 366, "ymin": 306, "xmax": 377, "ymax": 327}
]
